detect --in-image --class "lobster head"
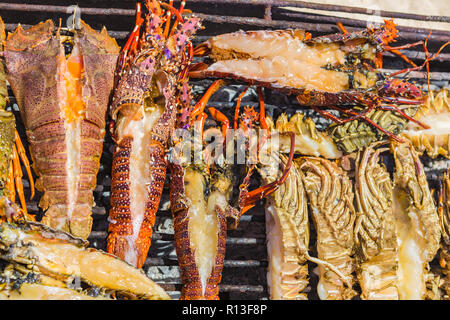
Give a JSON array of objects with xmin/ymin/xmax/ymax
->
[
  {"xmin": 110, "ymin": 1, "xmax": 201, "ymax": 137},
  {"xmin": 371, "ymin": 20, "xmax": 399, "ymax": 47}
]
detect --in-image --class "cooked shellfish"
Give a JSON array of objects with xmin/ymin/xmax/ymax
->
[{"xmin": 402, "ymin": 89, "xmax": 450, "ymax": 158}]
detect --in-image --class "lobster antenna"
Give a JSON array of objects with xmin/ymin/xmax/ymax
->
[
  {"xmin": 234, "ymin": 85, "xmax": 250, "ymax": 131},
  {"xmin": 163, "ymin": 1, "xmax": 173, "ymax": 38},
  {"xmin": 169, "ymin": 1, "xmax": 186, "ymax": 37},
  {"xmin": 336, "ymin": 22, "xmax": 347, "ymax": 34}
]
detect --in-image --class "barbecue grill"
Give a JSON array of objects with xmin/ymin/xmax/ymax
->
[{"xmin": 0, "ymin": 0, "xmax": 449, "ymax": 300}]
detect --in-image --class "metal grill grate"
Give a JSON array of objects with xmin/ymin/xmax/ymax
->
[{"xmin": 1, "ymin": 0, "xmax": 449, "ymax": 300}]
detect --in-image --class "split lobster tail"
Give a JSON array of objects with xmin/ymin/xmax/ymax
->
[{"xmin": 4, "ymin": 20, "xmax": 120, "ymax": 238}]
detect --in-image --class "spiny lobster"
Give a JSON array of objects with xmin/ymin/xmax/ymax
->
[
  {"xmin": 107, "ymin": 0, "xmax": 201, "ymax": 268},
  {"xmin": 190, "ymin": 20, "xmax": 450, "ymax": 143},
  {"xmin": 0, "ymin": 16, "xmax": 35, "ymax": 218},
  {"xmin": 4, "ymin": 19, "xmax": 120, "ymax": 239},
  {"xmin": 169, "ymin": 79, "xmax": 295, "ymax": 299}
]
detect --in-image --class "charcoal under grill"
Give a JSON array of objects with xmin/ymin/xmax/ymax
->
[{"xmin": 0, "ymin": 0, "xmax": 449, "ymax": 300}]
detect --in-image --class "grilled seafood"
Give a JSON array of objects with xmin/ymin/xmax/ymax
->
[
  {"xmin": 169, "ymin": 78, "xmax": 295, "ymax": 299},
  {"xmin": 439, "ymin": 168, "xmax": 450, "ymax": 299},
  {"xmin": 190, "ymin": 20, "xmax": 450, "ymax": 145},
  {"xmin": 107, "ymin": 1, "xmax": 201, "ymax": 268},
  {"xmin": 191, "ymin": 24, "xmax": 390, "ymax": 92},
  {"xmin": 0, "ymin": 17, "xmax": 6, "ymax": 112},
  {"xmin": 329, "ymin": 107, "xmax": 415, "ymax": 154},
  {"xmin": 391, "ymin": 141, "xmax": 441, "ymax": 299},
  {"xmin": 0, "ymin": 264, "xmax": 111, "ymax": 300},
  {"xmin": 4, "ymin": 19, "xmax": 120, "ymax": 238},
  {"xmin": 190, "ymin": 22, "xmax": 437, "ymax": 139},
  {"xmin": 402, "ymin": 89, "xmax": 450, "ymax": 158},
  {"xmin": 0, "ymin": 197, "xmax": 170, "ymax": 300},
  {"xmin": 260, "ymin": 154, "xmax": 310, "ymax": 299},
  {"xmin": 266, "ymin": 112, "xmax": 342, "ymax": 159},
  {"xmin": 354, "ymin": 143, "xmax": 399, "ymax": 300},
  {"xmin": 169, "ymin": 130, "xmax": 234, "ymax": 300},
  {"xmin": 298, "ymin": 157, "xmax": 356, "ymax": 300},
  {"xmin": 0, "ymin": 17, "xmax": 35, "ymax": 214}
]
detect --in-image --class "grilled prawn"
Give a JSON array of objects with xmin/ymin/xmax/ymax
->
[
  {"xmin": 390, "ymin": 141, "xmax": 441, "ymax": 299},
  {"xmin": 4, "ymin": 20, "xmax": 120, "ymax": 238},
  {"xmin": 266, "ymin": 112, "xmax": 342, "ymax": 159},
  {"xmin": 169, "ymin": 80, "xmax": 295, "ymax": 299},
  {"xmin": 107, "ymin": 1, "xmax": 201, "ymax": 268},
  {"xmin": 0, "ymin": 17, "xmax": 35, "ymax": 215},
  {"xmin": 259, "ymin": 154, "xmax": 310, "ymax": 299},
  {"xmin": 354, "ymin": 143, "xmax": 399, "ymax": 299},
  {"xmin": 298, "ymin": 157, "xmax": 357, "ymax": 300},
  {"xmin": 190, "ymin": 22, "xmax": 449, "ymax": 140},
  {"xmin": 439, "ymin": 168, "xmax": 450, "ymax": 299}
]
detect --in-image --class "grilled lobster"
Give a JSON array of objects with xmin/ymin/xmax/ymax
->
[
  {"xmin": 169, "ymin": 80, "xmax": 295, "ymax": 299},
  {"xmin": 260, "ymin": 154, "xmax": 310, "ymax": 299},
  {"xmin": 266, "ymin": 112, "xmax": 342, "ymax": 159},
  {"xmin": 0, "ymin": 16, "xmax": 35, "ymax": 216},
  {"xmin": 107, "ymin": 0, "xmax": 201, "ymax": 268},
  {"xmin": 0, "ymin": 196, "xmax": 170, "ymax": 300},
  {"xmin": 190, "ymin": 21, "xmax": 449, "ymax": 141},
  {"xmin": 4, "ymin": 19, "xmax": 120, "ymax": 239}
]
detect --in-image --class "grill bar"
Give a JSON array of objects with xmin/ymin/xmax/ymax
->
[
  {"xmin": 2, "ymin": 1, "xmax": 450, "ymax": 23},
  {"xmin": 0, "ymin": 3, "xmax": 135, "ymax": 16},
  {"xmin": 185, "ymin": 0, "xmax": 450, "ymax": 23}
]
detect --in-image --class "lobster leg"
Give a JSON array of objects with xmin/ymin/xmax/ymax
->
[
  {"xmin": 118, "ymin": 3, "xmax": 144, "ymax": 72},
  {"xmin": 239, "ymin": 131, "xmax": 296, "ymax": 215},
  {"xmin": 379, "ymin": 104, "xmax": 430, "ymax": 129},
  {"xmin": 236, "ymin": 89, "xmax": 295, "ymax": 218},
  {"xmin": 388, "ymin": 38, "xmax": 450, "ymax": 78},
  {"xmin": 6, "ymin": 159, "xmax": 14, "ymax": 203},
  {"xmin": 11, "ymin": 144, "xmax": 27, "ymax": 215},
  {"xmin": 191, "ymin": 79, "xmax": 226, "ymax": 119},
  {"xmin": 384, "ymin": 41, "xmax": 424, "ymax": 68},
  {"xmin": 14, "ymin": 130, "xmax": 34, "ymax": 199},
  {"xmin": 234, "ymin": 85, "xmax": 250, "ymax": 131},
  {"xmin": 336, "ymin": 22, "xmax": 347, "ymax": 34},
  {"xmin": 207, "ymin": 107, "xmax": 230, "ymax": 137}
]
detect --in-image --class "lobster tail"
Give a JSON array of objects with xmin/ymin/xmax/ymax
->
[
  {"xmin": 170, "ymin": 162, "xmax": 229, "ymax": 300},
  {"xmin": 108, "ymin": 136, "xmax": 167, "ymax": 268},
  {"xmin": 4, "ymin": 20, "xmax": 120, "ymax": 238}
]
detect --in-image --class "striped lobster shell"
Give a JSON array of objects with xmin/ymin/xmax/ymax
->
[{"xmin": 107, "ymin": 1, "xmax": 201, "ymax": 268}]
